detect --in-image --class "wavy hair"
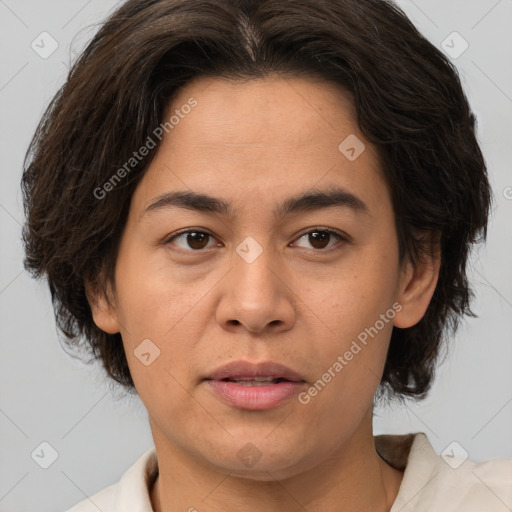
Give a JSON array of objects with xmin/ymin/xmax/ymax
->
[{"xmin": 21, "ymin": 0, "xmax": 492, "ymax": 402}]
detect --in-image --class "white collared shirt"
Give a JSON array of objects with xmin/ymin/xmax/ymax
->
[{"xmin": 66, "ymin": 432, "xmax": 512, "ymax": 511}]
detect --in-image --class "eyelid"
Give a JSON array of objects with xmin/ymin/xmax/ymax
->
[
  {"xmin": 293, "ymin": 226, "xmax": 351, "ymax": 243},
  {"xmin": 163, "ymin": 226, "xmax": 351, "ymax": 252},
  {"xmin": 290, "ymin": 227, "xmax": 351, "ymax": 252},
  {"xmin": 163, "ymin": 227, "xmax": 218, "ymax": 249}
]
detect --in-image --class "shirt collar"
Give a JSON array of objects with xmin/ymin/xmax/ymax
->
[{"xmin": 115, "ymin": 433, "xmax": 432, "ymax": 511}]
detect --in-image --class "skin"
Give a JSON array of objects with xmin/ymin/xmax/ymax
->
[{"xmin": 87, "ymin": 74, "xmax": 440, "ymax": 511}]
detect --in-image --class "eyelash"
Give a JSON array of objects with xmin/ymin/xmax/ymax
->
[{"xmin": 163, "ymin": 227, "xmax": 350, "ymax": 254}]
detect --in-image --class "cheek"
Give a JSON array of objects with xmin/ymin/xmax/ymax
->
[
  {"xmin": 112, "ymin": 241, "xmax": 197, "ymax": 342},
  {"xmin": 296, "ymin": 245, "xmax": 400, "ymax": 407},
  {"xmin": 310, "ymin": 245, "xmax": 400, "ymax": 340},
  {"xmin": 111, "ymin": 242, "xmax": 229, "ymax": 402},
  {"xmin": 296, "ymin": 295, "xmax": 395, "ymax": 447}
]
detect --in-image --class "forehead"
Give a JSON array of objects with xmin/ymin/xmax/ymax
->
[
  {"xmin": 167, "ymin": 74, "xmax": 361, "ymax": 150},
  {"xmin": 133, "ymin": 74, "xmax": 389, "ymax": 219}
]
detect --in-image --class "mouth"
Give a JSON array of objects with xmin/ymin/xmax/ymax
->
[
  {"xmin": 204, "ymin": 360, "xmax": 307, "ymax": 410},
  {"xmin": 216, "ymin": 376, "xmax": 295, "ymax": 386},
  {"xmin": 205, "ymin": 360, "xmax": 306, "ymax": 382}
]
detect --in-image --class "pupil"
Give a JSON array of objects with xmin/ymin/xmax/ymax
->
[
  {"xmin": 184, "ymin": 232, "xmax": 331, "ymax": 250},
  {"xmin": 187, "ymin": 232, "xmax": 208, "ymax": 249},
  {"xmin": 309, "ymin": 231, "xmax": 329, "ymax": 249}
]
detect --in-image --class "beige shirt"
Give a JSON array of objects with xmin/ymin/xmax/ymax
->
[{"xmin": 66, "ymin": 432, "xmax": 512, "ymax": 511}]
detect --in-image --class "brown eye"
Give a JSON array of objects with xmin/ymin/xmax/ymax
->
[
  {"xmin": 293, "ymin": 229, "xmax": 346, "ymax": 251},
  {"xmin": 185, "ymin": 232, "xmax": 210, "ymax": 250},
  {"xmin": 308, "ymin": 231, "xmax": 331, "ymax": 249},
  {"xmin": 167, "ymin": 230, "xmax": 216, "ymax": 251}
]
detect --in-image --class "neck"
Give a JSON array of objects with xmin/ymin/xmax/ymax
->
[{"xmin": 149, "ymin": 411, "xmax": 404, "ymax": 512}]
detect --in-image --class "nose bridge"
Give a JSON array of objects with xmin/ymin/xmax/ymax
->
[
  {"xmin": 216, "ymin": 234, "xmax": 296, "ymax": 333},
  {"xmin": 232, "ymin": 234, "xmax": 279, "ymax": 304}
]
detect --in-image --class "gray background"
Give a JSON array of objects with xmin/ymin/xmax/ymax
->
[{"xmin": 1, "ymin": 1, "xmax": 511, "ymax": 511}]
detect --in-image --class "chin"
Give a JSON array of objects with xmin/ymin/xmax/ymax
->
[{"xmin": 199, "ymin": 440, "xmax": 319, "ymax": 481}]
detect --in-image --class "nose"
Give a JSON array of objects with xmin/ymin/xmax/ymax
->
[{"xmin": 215, "ymin": 241, "xmax": 296, "ymax": 335}]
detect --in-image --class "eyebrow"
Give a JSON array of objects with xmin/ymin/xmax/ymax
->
[{"xmin": 142, "ymin": 186, "xmax": 370, "ymax": 219}]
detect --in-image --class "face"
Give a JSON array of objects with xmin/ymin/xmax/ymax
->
[{"xmin": 89, "ymin": 74, "xmax": 438, "ymax": 480}]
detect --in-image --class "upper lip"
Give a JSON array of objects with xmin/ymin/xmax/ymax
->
[{"xmin": 205, "ymin": 360, "xmax": 306, "ymax": 382}]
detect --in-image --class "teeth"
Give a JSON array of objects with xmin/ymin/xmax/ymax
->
[
  {"xmin": 227, "ymin": 376, "xmax": 282, "ymax": 385},
  {"xmin": 230, "ymin": 376, "xmax": 277, "ymax": 382},
  {"xmin": 233, "ymin": 380, "xmax": 278, "ymax": 386}
]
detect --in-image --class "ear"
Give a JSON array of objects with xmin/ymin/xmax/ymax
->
[
  {"xmin": 84, "ymin": 278, "xmax": 121, "ymax": 335},
  {"xmin": 393, "ymin": 233, "xmax": 441, "ymax": 329}
]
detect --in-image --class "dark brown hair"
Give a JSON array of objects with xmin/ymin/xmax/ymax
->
[{"xmin": 21, "ymin": 0, "xmax": 492, "ymax": 402}]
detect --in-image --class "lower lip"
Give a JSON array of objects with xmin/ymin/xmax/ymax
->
[{"xmin": 205, "ymin": 380, "xmax": 306, "ymax": 410}]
